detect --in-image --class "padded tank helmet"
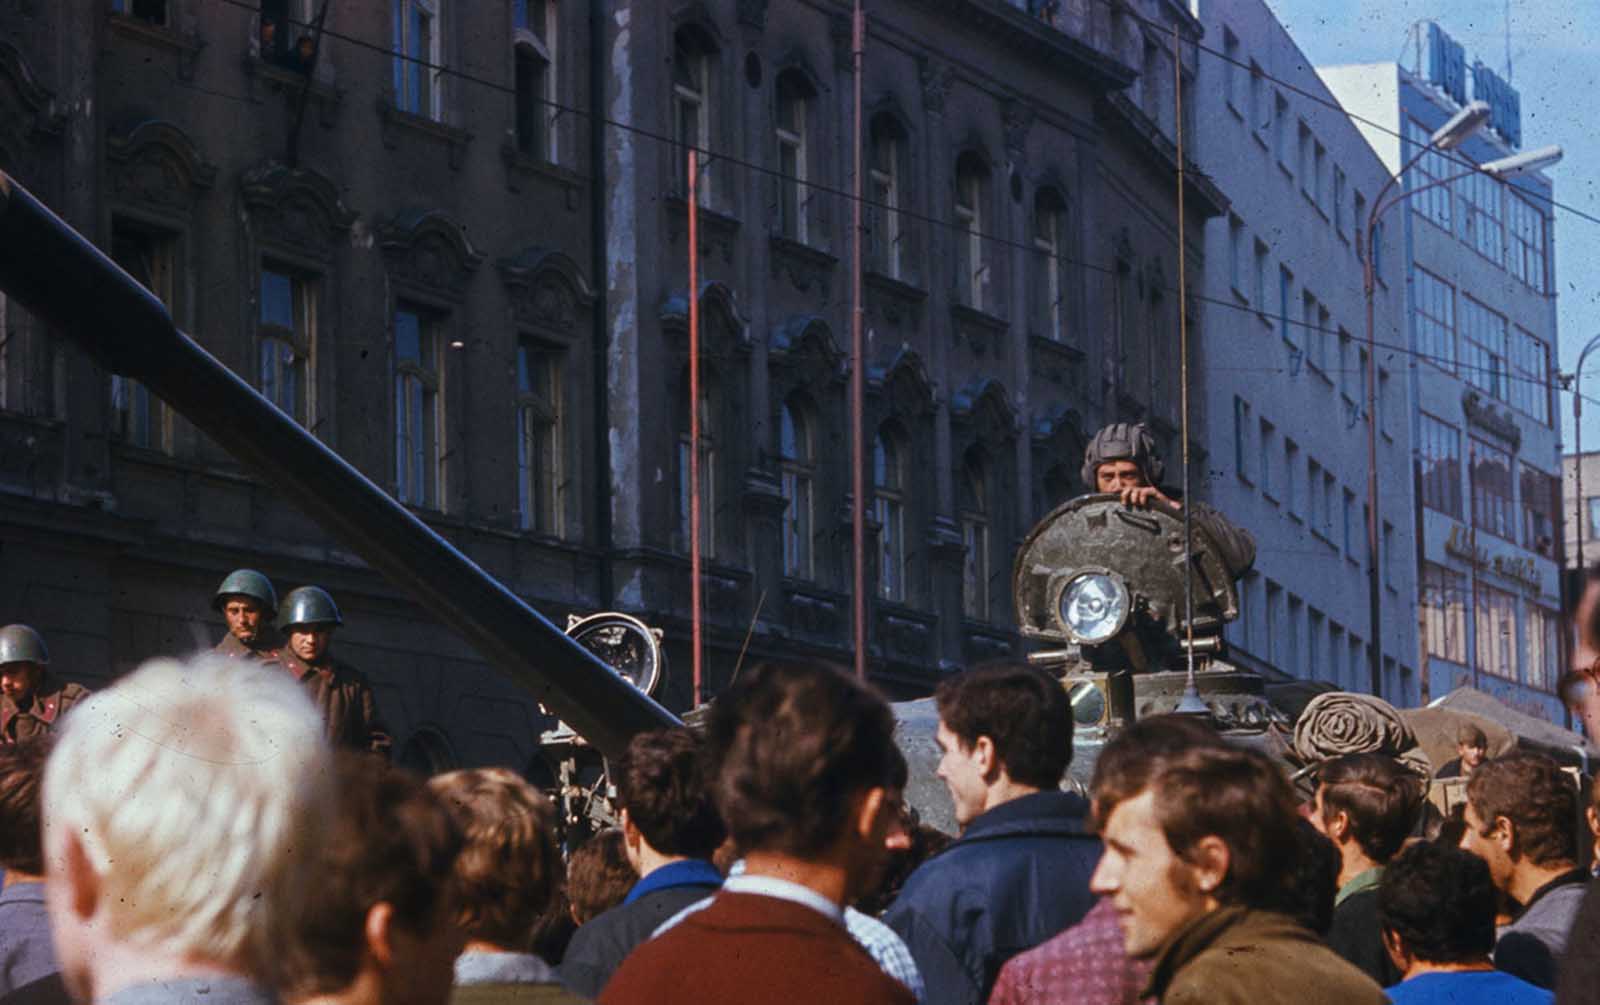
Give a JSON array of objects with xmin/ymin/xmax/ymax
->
[
  {"xmin": 0, "ymin": 624, "xmax": 49, "ymax": 668},
  {"xmin": 212, "ymin": 568, "xmax": 278, "ymax": 616},
  {"xmin": 277, "ymin": 585, "xmax": 343, "ymax": 631},
  {"xmin": 1081, "ymin": 422, "xmax": 1164, "ymax": 490}
]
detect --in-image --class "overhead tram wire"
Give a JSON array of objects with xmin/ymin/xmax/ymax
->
[{"xmin": 205, "ymin": 0, "xmax": 1596, "ymax": 408}]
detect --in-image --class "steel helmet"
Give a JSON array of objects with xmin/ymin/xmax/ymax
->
[
  {"xmin": 213, "ymin": 569, "xmax": 278, "ymax": 615},
  {"xmin": 1081, "ymin": 422, "xmax": 1165, "ymax": 490},
  {"xmin": 277, "ymin": 585, "xmax": 343, "ymax": 631},
  {"xmin": 0, "ymin": 624, "xmax": 49, "ymax": 668}
]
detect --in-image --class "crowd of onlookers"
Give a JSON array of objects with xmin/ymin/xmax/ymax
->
[{"xmin": 1, "ymin": 652, "xmax": 1599, "ymax": 1004}]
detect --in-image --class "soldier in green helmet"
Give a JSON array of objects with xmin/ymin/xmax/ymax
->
[
  {"xmin": 0, "ymin": 624, "xmax": 89, "ymax": 744},
  {"xmin": 1082, "ymin": 422, "xmax": 1256, "ymax": 580},
  {"xmin": 275, "ymin": 586, "xmax": 390, "ymax": 755},
  {"xmin": 211, "ymin": 568, "xmax": 282, "ymax": 660}
]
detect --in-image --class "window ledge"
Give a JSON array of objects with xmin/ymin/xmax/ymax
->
[
  {"xmin": 108, "ymin": 12, "xmax": 205, "ymax": 80},
  {"xmin": 1257, "ymin": 309, "xmax": 1273, "ymax": 330},
  {"xmin": 1230, "ymin": 285, "xmax": 1250, "ymax": 306},
  {"xmin": 1226, "ymin": 101, "xmax": 1244, "ymax": 121},
  {"xmin": 501, "ymin": 142, "xmax": 586, "ymax": 202},
  {"xmin": 863, "ymin": 269, "xmax": 928, "ymax": 303},
  {"xmin": 1252, "ymin": 129, "xmax": 1269, "ymax": 151},
  {"xmin": 1277, "ymin": 158, "xmax": 1293, "ymax": 179},
  {"xmin": 377, "ymin": 96, "xmax": 474, "ymax": 169},
  {"xmin": 770, "ymin": 234, "xmax": 840, "ymax": 297},
  {"xmin": 244, "ymin": 56, "xmax": 342, "ymax": 124}
]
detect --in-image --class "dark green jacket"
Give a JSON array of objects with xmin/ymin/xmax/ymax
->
[{"xmin": 1147, "ymin": 906, "xmax": 1387, "ymax": 1005}]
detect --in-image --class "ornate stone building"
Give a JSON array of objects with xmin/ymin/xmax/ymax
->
[{"xmin": 0, "ymin": 0, "xmax": 1219, "ymax": 772}]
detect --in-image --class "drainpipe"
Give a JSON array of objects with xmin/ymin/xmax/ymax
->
[{"xmin": 590, "ymin": 0, "xmax": 613, "ymax": 607}]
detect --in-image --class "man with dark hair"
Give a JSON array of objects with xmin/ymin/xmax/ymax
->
[
  {"xmin": 1459, "ymin": 753, "xmax": 1586, "ymax": 990},
  {"xmin": 1312, "ymin": 753, "xmax": 1424, "ymax": 985},
  {"xmin": 1379, "ymin": 842, "xmax": 1552, "ymax": 1004},
  {"xmin": 277, "ymin": 754, "xmax": 466, "ymax": 1005},
  {"xmin": 988, "ymin": 716, "xmax": 1222, "ymax": 1005},
  {"xmin": 1435, "ymin": 722, "xmax": 1490, "ymax": 779},
  {"xmin": 0, "ymin": 737, "xmax": 68, "ymax": 1003},
  {"xmin": 884, "ymin": 663, "xmax": 1098, "ymax": 1005},
  {"xmin": 602, "ymin": 661, "xmax": 913, "ymax": 1005},
  {"xmin": 1089, "ymin": 741, "xmax": 1384, "ymax": 1003},
  {"xmin": 560, "ymin": 728, "xmax": 725, "ymax": 997}
]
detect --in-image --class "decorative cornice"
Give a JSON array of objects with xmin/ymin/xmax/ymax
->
[
  {"xmin": 379, "ymin": 209, "xmax": 484, "ymax": 303},
  {"xmin": 497, "ymin": 246, "xmax": 595, "ymax": 336},
  {"xmin": 240, "ymin": 162, "xmax": 355, "ymax": 260}
]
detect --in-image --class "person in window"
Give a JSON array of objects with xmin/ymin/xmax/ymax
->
[{"xmin": 1081, "ymin": 422, "xmax": 1256, "ymax": 580}]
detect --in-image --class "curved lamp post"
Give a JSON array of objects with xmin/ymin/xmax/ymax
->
[{"xmin": 1359, "ymin": 95, "xmax": 1561, "ymax": 698}]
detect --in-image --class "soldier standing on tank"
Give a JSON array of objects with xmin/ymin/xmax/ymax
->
[
  {"xmin": 275, "ymin": 586, "xmax": 391, "ymax": 756},
  {"xmin": 211, "ymin": 568, "xmax": 282, "ymax": 661},
  {"xmin": 1082, "ymin": 422, "xmax": 1257, "ymax": 580},
  {"xmin": 0, "ymin": 624, "xmax": 89, "ymax": 745}
]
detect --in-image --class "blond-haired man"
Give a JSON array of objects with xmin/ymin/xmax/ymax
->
[{"xmin": 42, "ymin": 655, "xmax": 334, "ymax": 1005}]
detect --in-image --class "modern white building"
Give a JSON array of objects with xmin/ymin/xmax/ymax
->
[
  {"xmin": 1191, "ymin": 0, "xmax": 1419, "ymax": 702},
  {"xmin": 1321, "ymin": 22, "xmax": 1564, "ymax": 721}
]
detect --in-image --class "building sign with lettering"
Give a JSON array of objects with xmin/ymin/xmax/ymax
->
[
  {"xmin": 1426, "ymin": 22, "xmax": 1522, "ymax": 150},
  {"xmin": 1444, "ymin": 524, "xmax": 1542, "ymax": 592}
]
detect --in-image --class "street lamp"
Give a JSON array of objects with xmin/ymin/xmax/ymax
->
[
  {"xmin": 1572, "ymin": 332, "xmax": 1600, "ymax": 574},
  {"xmin": 1357, "ymin": 103, "xmax": 1557, "ymax": 699}
]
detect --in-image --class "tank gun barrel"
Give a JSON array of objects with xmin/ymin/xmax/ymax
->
[{"xmin": 0, "ymin": 171, "xmax": 680, "ymax": 758}]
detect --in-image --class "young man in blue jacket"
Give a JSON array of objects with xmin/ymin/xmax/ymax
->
[{"xmin": 884, "ymin": 663, "xmax": 1098, "ymax": 1005}]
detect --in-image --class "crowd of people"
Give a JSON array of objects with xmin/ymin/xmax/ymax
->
[{"xmin": 0, "ymin": 646, "xmax": 1597, "ymax": 1005}]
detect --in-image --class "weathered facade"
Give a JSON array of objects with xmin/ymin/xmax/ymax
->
[{"xmin": 0, "ymin": 0, "xmax": 1218, "ymax": 771}]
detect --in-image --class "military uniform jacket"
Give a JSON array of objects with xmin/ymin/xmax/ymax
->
[
  {"xmin": 275, "ymin": 649, "xmax": 390, "ymax": 754},
  {"xmin": 212, "ymin": 632, "xmax": 281, "ymax": 662},
  {"xmin": 0, "ymin": 682, "xmax": 89, "ymax": 744}
]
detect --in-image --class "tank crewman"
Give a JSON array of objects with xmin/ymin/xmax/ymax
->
[
  {"xmin": 1082, "ymin": 422, "xmax": 1257, "ymax": 580},
  {"xmin": 0, "ymin": 624, "xmax": 89, "ymax": 744},
  {"xmin": 211, "ymin": 568, "xmax": 282, "ymax": 660},
  {"xmin": 275, "ymin": 586, "xmax": 391, "ymax": 756}
]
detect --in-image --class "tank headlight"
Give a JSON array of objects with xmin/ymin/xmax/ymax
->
[
  {"xmin": 566, "ymin": 612, "xmax": 666, "ymax": 697},
  {"xmin": 1057, "ymin": 572, "xmax": 1130, "ymax": 646}
]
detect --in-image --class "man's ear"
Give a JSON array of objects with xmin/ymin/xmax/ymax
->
[
  {"xmin": 853, "ymin": 786, "xmax": 887, "ymax": 843},
  {"xmin": 1586, "ymin": 804, "xmax": 1600, "ymax": 839},
  {"xmin": 57, "ymin": 830, "xmax": 100, "ymax": 923},
  {"xmin": 1381, "ymin": 928, "xmax": 1410, "ymax": 974},
  {"xmin": 620, "ymin": 807, "xmax": 639, "ymax": 845},
  {"xmin": 1493, "ymin": 815, "xmax": 1518, "ymax": 856},
  {"xmin": 973, "ymin": 736, "xmax": 999, "ymax": 781},
  {"xmin": 1187, "ymin": 835, "xmax": 1231, "ymax": 902},
  {"xmin": 1329, "ymin": 810, "xmax": 1352, "ymax": 845},
  {"xmin": 365, "ymin": 902, "xmax": 397, "ymax": 968}
]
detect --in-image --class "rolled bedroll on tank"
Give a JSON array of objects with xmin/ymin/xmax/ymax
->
[{"xmin": 0, "ymin": 170, "xmax": 678, "ymax": 760}]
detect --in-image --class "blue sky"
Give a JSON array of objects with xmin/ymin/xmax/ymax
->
[{"xmin": 1262, "ymin": 0, "xmax": 1600, "ymax": 450}]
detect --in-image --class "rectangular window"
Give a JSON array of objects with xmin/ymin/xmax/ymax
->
[
  {"xmin": 1278, "ymin": 265, "xmax": 1294, "ymax": 345},
  {"xmin": 868, "ymin": 125, "xmax": 903, "ymax": 280},
  {"xmin": 393, "ymin": 304, "xmax": 443, "ymax": 509},
  {"xmin": 1507, "ymin": 190, "xmax": 1549, "ymax": 293},
  {"xmin": 1342, "ymin": 488, "xmax": 1355, "ymax": 556},
  {"xmin": 1233, "ymin": 397, "xmax": 1253, "ymax": 483},
  {"xmin": 1323, "ymin": 471, "xmax": 1337, "ymax": 543},
  {"xmin": 1223, "ymin": 29, "xmax": 1241, "ymax": 112},
  {"xmin": 1329, "ymin": 623, "xmax": 1346, "ymax": 687},
  {"xmin": 1287, "ymin": 595, "xmax": 1303, "ymax": 675},
  {"xmin": 110, "ymin": 221, "xmax": 176, "ymax": 452},
  {"xmin": 954, "ymin": 164, "xmax": 987, "ymax": 311},
  {"xmin": 1354, "ymin": 191, "xmax": 1368, "ymax": 255},
  {"xmin": 1421, "ymin": 563, "xmax": 1468, "ymax": 663},
  {"xmin": 1308, "ymin": 609, "xmax": 1325, "ymax": 681},
  {"xmin": 962, "ymin": 515, "xmax": 990, "ymax": 620},
  {"xmin": 1404, "ymin": 118, "xmax": 1454, "ymax": 229},
  {"xmin": 1272, "ymin": 93, "xmax": 1290, "ymax": 164},
  {"xmin": 1526, "ymin": 604, "xmax": 1559, "ymax": 692},
  {"xmin": 516, "ymin": 340, "xmax": 564, "ymax": 536},
  {"xmin": 1296, "ymin": 120, "xmax": 1311, "ymax": 184},
  {"xmin": 1032, "ymin": 197, "xmax": 1066, "ymax": 341},
  {"xmin": 1458, "ymin": 166, "xmax": 1505, "ymax": 265},
  {"xmin": 1313, "ymin": 141, "xmax": 1327, "ymax": 210},
  {"xmin": 512, "ymin": 1, "xmax": 558, "ymax": 161},
  {"xmin": 1250, "ymin": 62, "xmax": 1268, "ymax": 135},
  {"xmin": 673, "ymin": 33, "xmax": 712, "ymax": 206},
  {"xmin": 1418, "ymin": 413, "xmax": 1463, "ymax": 518},
  {"xmin": 1510, "ymin": 327, "xmax": 1551, "ymax": 425},
  {"xmin": 1334, "ymin": 167, "xmax": 1347, "ymax": 235},
  {"xmin": 776, "ymin": 75, "xmax": 810, "ymax": 244},
  {"xmin": 1252, "ymin": 240, "xmax": 1268, "ymax": 308},
  {"xmin": 111, "ymin": 0, "xmax": 167, "ymax": 25},
  {"xmin": 1470, "ymin": 436, "xmax": 1514, "ymax": 541},
  {"xmin": 1590, "ymin": 497, "xmax": 1600, "ymax": 539},
  {"xmin": 1265, "ymin": 581, "xmax": 1282, "ymax": 668},
  {"xmin": 1474, "ymin": 581, "xmax": 1518, "ymax": 681},
  {"xmin": 1308, "ymin": 458, "xmax": 1324, "ymax": 536},
  {"xmin": 1460, "ymin": 295, "xmax": 1509, "ymax": 403},
  {"xmin": 1259, "ymin": 418, "xmax": 1276, "ymax": 500},
  {"xmin": 257, "ymin": 265, "xmax": 314, "ymax": 427},
  {"xmin": 1383, "ymin": 520, "xmax": 1395, "ymax": 588},
  {"xmin": 392, "ymin": 0, "xmax": 443, "ymax": 120},
  {"xmin": 1413, "ymin": 268, "xmax": 1456, "ymax": 372},
  {"xmin": 1520, "ymin": 463, "xmax": 1557, "ymax": 556},
  {"xmin": 1284, "ymin": 439, "xmax": 1300, "ymax": 517},
  {"xmin": 1228, "ymin": 215, "xmax": 1245, "ymax": 296}
]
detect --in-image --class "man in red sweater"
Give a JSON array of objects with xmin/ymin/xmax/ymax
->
[{"xmin": 601, "ymin": 660, "xmax": 914, "ymax": 1005}]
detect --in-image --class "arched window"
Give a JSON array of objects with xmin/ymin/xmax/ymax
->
[
  {"xmin": 868, "ymin": 115, "xmax": 906, "ymax": 278},
  {"xmin": 258, "ymin": 265, "xmax": 312, "ymax": 425},
  {"xmin": 874, "ymin": 424, "xmax": 908, "ymax": 602},
  {"xmin": 775, "ymin": 71, "xmax": 815, "ymax": 243},
  {"xmin": 673, "ymin": 26, "xmax": 716, "ymax": 205},
  {"xmin": 960, "ymin": 446, "xmax": 991, "ymax": 620},
  {"xmin": 779, "ymin": 397, "xmax": 816, "ymax": 578},
  {"xmin": 954, "ymin": 153, "xmax": 989, "ymax": 310},
  {"xmin": 676, "ymin": 372, "xmax": 718, "ymax": 557},
  {"xmin": 513, "ymin": 0, "xmax": 557, "ymax": 160},
  {"xmin": 1032, "ymin": 188, "xmax": 1067, "ymax": 341}
]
